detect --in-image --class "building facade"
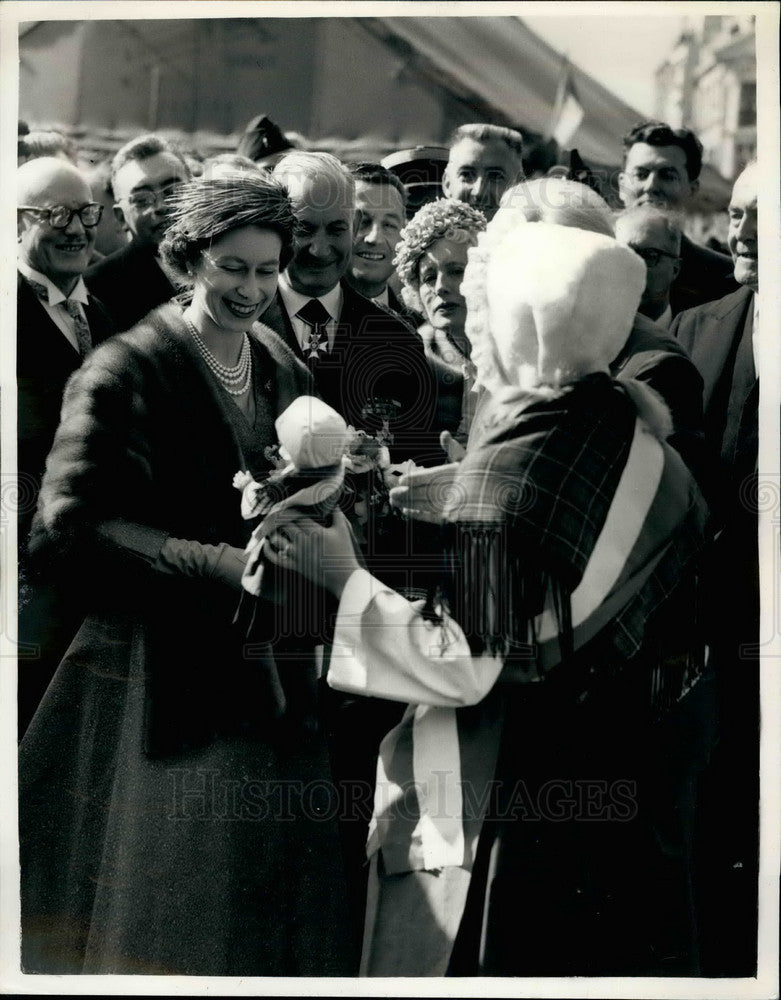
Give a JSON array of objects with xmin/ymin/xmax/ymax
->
[{"xmin": 654, "ymin": 14, "xmax": 756, "ymax": 181}]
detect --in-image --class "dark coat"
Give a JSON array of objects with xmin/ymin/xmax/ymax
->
[
  {"xmin": 669, "ymin": 235, "xmax": 739, "ymax": 317},
  {"xmin": 85, "ymin": 239, "xmax": 178, "ymax": 333},
  {"xmin": 17, "ymin": 272, "xmax": 116, "ymax": 544},
  {"xmin": 670, "ymin": 270, "xmax": 759, "ymax": 980},
  {"xmin": 17, "ymin": 273, "xmax": 117, "ymax": 735},
  {"xmin": 261, "ymin": 281, "xmax": 441, "ymax": 463},
  {"xmin": 611, "ymin": 310, "xmax": 706, "ymax": 483},
  {"xmin": 671, "ymin": 285, "xmax": 756, "ymax": 522},
  {"xmin": 20, "ymin": 302, "xmax": 353, "ymax": 975}
]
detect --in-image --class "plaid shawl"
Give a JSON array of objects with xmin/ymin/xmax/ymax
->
[{"xmin": 369, "ymin": 374, "xmax": 707, "ymax": 875}]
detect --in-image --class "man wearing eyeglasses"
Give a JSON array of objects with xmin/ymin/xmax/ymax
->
[
  {"xmin": 618, "ymin": 122, "xmax": 737, "ymax": 316},
  {"xmin": 85, "ymin": 134, "xmax": 191, "ymax": 332},
  {"xmin": 615, "ymin": 205, "xmax": 682, "ymax": 329},
  {"xmin": 17, "ymin": 156, "xmax": 116, "ymax": 735}
]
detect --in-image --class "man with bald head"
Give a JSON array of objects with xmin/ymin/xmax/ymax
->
[
  {"xmin": 670, "ymin": 161, "xmax": 759, "ymax": 976},
  {"xmin": 17, "ymin": 156, "xmax": 115, "ymax": 734}
]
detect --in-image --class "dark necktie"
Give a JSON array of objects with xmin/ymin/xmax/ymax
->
[
  {"xmin": 26, "ymin": 276, "xmax": 92, "ymax": 356},
  {"xmin": 297, "ymin": 299, "xmax": 330, "ymax": 370}
]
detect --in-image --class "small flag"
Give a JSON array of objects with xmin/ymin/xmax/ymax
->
[{"xmin": 550, "ymin": 59, "xmax": 585, "ymax": 148}]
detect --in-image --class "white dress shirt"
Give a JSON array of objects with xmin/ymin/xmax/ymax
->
[
  {"xmin": 18, "ymin": 262, "xmax": 89, "ymax": 354},
  {"xmin": 278, "ymin": 273, "xmax": 342, "ymax": 353}
]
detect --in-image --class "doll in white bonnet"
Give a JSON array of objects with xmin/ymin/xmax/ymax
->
[{"xmin": 235, "ymin": 395, "xmax": 352, "ymax": 597}]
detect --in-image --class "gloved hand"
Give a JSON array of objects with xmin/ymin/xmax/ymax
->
[{"xmin": 154, "ymin": 537, "xmax": 249, "ymax": 591}]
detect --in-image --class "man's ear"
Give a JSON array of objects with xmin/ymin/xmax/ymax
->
[
  {"xmin": 113, "ymin": 204, "xmax": 128, "ymax": 231},
  {"xmin": 688, "ymin": 178, "xmax": 700, "ymax": 199},
  {"xmin": 441, "ymin": 167, "xmax": 453, "ymax": 198},
  {"xmin": 672, "ymin": 257, "xmax": 682, "ymax": 279}
]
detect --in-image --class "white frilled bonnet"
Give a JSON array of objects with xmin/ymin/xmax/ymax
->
[
  {"xmin": 462, "ymin": 220, "xmax": 646, "ymax": 390},
  {"xmin": 274, "ymin": 395, "xmax": 351, "ymax": 470}
]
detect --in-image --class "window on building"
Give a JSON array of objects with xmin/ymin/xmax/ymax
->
[{"xmin": 738, "ymin": 81, "xmax": 756, "ymax": 127}]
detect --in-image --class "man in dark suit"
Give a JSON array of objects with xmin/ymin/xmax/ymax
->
[
  {"xmin": 619, "ymin": 121, "xmax": 738, "ymax": 316},
  {"xmin": 670, "ymin": 161, "xmax": 759, "ymax": 977},
  {"xmin": 267, "ymin": 150, "xmax": 441, "ymax": 948},
  {"xmin": 17, "ymin": 157, "xmax": 116, "ymax": 735},
  {"xmin": 266, "ymin": 150, "xmax": 438, "ymax": 464},
  {"xmin": 345, "ymin": 162, "xmax": 411, "ymax": 318},
  {"xmin": 85, "ymin": 134, "xmax": 190, "ymax": 332}
]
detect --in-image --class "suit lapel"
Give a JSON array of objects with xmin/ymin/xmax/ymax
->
[
  {"xmin": 17, "ymin": 275, "xmax": 82, "ymax": 373},
  {"xmin": 692, "ymin": 288, "xmax": 753, "ymax": 411},
  {"xmin": 258, "ymin": 292, "xmax": 303, "ymax": 360}
]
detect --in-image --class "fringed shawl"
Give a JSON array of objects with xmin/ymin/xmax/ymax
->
[{"xmin": 368, "ymin": 374, "xmax": 708, "ymax": 874}]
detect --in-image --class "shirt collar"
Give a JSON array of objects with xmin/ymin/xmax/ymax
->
[
  {"xmin": 19, "ymin": 261, "xmax": 89, "ymax": 307},
  {"xmin": 372, "ymin": 287, "xmax": 389, "ymax": 308},
  {"xmin": 279, "ymin": 272, "xmax": 342, "ymax": 322}
]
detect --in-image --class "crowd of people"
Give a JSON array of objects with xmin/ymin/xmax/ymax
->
[{"xmin": 15, "ymin": 112, "xmax": 759, "ymax": 978}]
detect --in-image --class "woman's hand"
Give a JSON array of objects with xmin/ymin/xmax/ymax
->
[
  {"xmin": 264, "ymin": 509, "xmax": 359, "ymax": 598},
  {"xmin": 389, "ymin": 461, "xmax": 462, "ymax": 523}
]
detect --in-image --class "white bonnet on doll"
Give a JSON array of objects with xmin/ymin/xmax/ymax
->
[{"xmin": 274, "ymin": 396, "xmax": 351, "ymax": 470}]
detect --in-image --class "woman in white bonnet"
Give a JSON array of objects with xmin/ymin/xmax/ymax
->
[{"xmin": 269, "ymin": 220, "xmax": 711, "ymax": 976}]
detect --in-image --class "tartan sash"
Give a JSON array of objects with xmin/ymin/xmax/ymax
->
[{"xmin": 367, "ymin": 376, "xmax": 706, "ymax": 874}]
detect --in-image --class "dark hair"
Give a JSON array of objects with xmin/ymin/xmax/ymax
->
[
  {"xmin": 622, "ymin": 121, "xmax": 703, "ymax": 181},
  {"xmin": 110, "ymin": 133, "xmax": 191, "ymax": 197},
  {"xmin": 160, "ymin": 173, "xmax": 296, "ymax": 278},
  {"xmin": 448, "ymin": 124, "xmax": 524, "ymax": 160},
  {"xmin": 348, "ymin": 162, "xmax": 408, "ymax": 205}
]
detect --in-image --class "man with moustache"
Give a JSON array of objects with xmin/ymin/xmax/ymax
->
[
  {"xmin": 263, "ymin": 150, "xmax": 439, "ymax": 950},
  {"xmin": 442, "ymin": 123, "xmax": 525, "ymax": 221},
  {"xmin": 670, "ymin": 161, "xmax": 760, "ymax": 976},
  {"xmin": 17, "ymin": 156, "xmax": 115, "ymax": 733},
  {"xmin": 618, "ymin": 121, "xmax": 737, "ymax": 315},
  {"xmin": 85, "ymin": 134, "xmax": 190, "ymax": 332},
  {"xmin": 264, "ymin": 150, "xmax": 437, "ymax": 462}
]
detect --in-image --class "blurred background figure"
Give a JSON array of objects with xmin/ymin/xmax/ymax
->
[
  {"xmin": 80, "ymin": 157, "xmax": 129, "ymax": 261},
  {"xmin": 85, "ymin": 133, "xmax": 191, "ymax": 332},
  {"xmin": 201, "ymin": 152, "xmax": 262, "ymax": 180},
  {"xmin": 237, "ymin": 112, "xmax": 296, "ymax": 167},
  {"xmin": 442, "ymin": 123, "xmax": 525, "ymax": 221},
  {"xmin": 381, "ymin": 145, "xmax": 449, "ymax": 219},
  {"xmin": 346, "ymin": 162, "xmax": 408, "ymax": 315},
  {"xmin": 616, "ymin": 204, "xmax": 682, "ymax": 328},
  {"xmin": 18, "ymin": 129, "xmax": 78, "ymax": 166}
]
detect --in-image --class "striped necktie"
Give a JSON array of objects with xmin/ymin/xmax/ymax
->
[{"xmin": 26, "ymin": 276, "xmax": 92, "ymax": 356}]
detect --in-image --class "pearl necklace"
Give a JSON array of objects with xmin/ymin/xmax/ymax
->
[{"xmin": 185, "ymin": 316, "xmax": 252, "ymax": 396}]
